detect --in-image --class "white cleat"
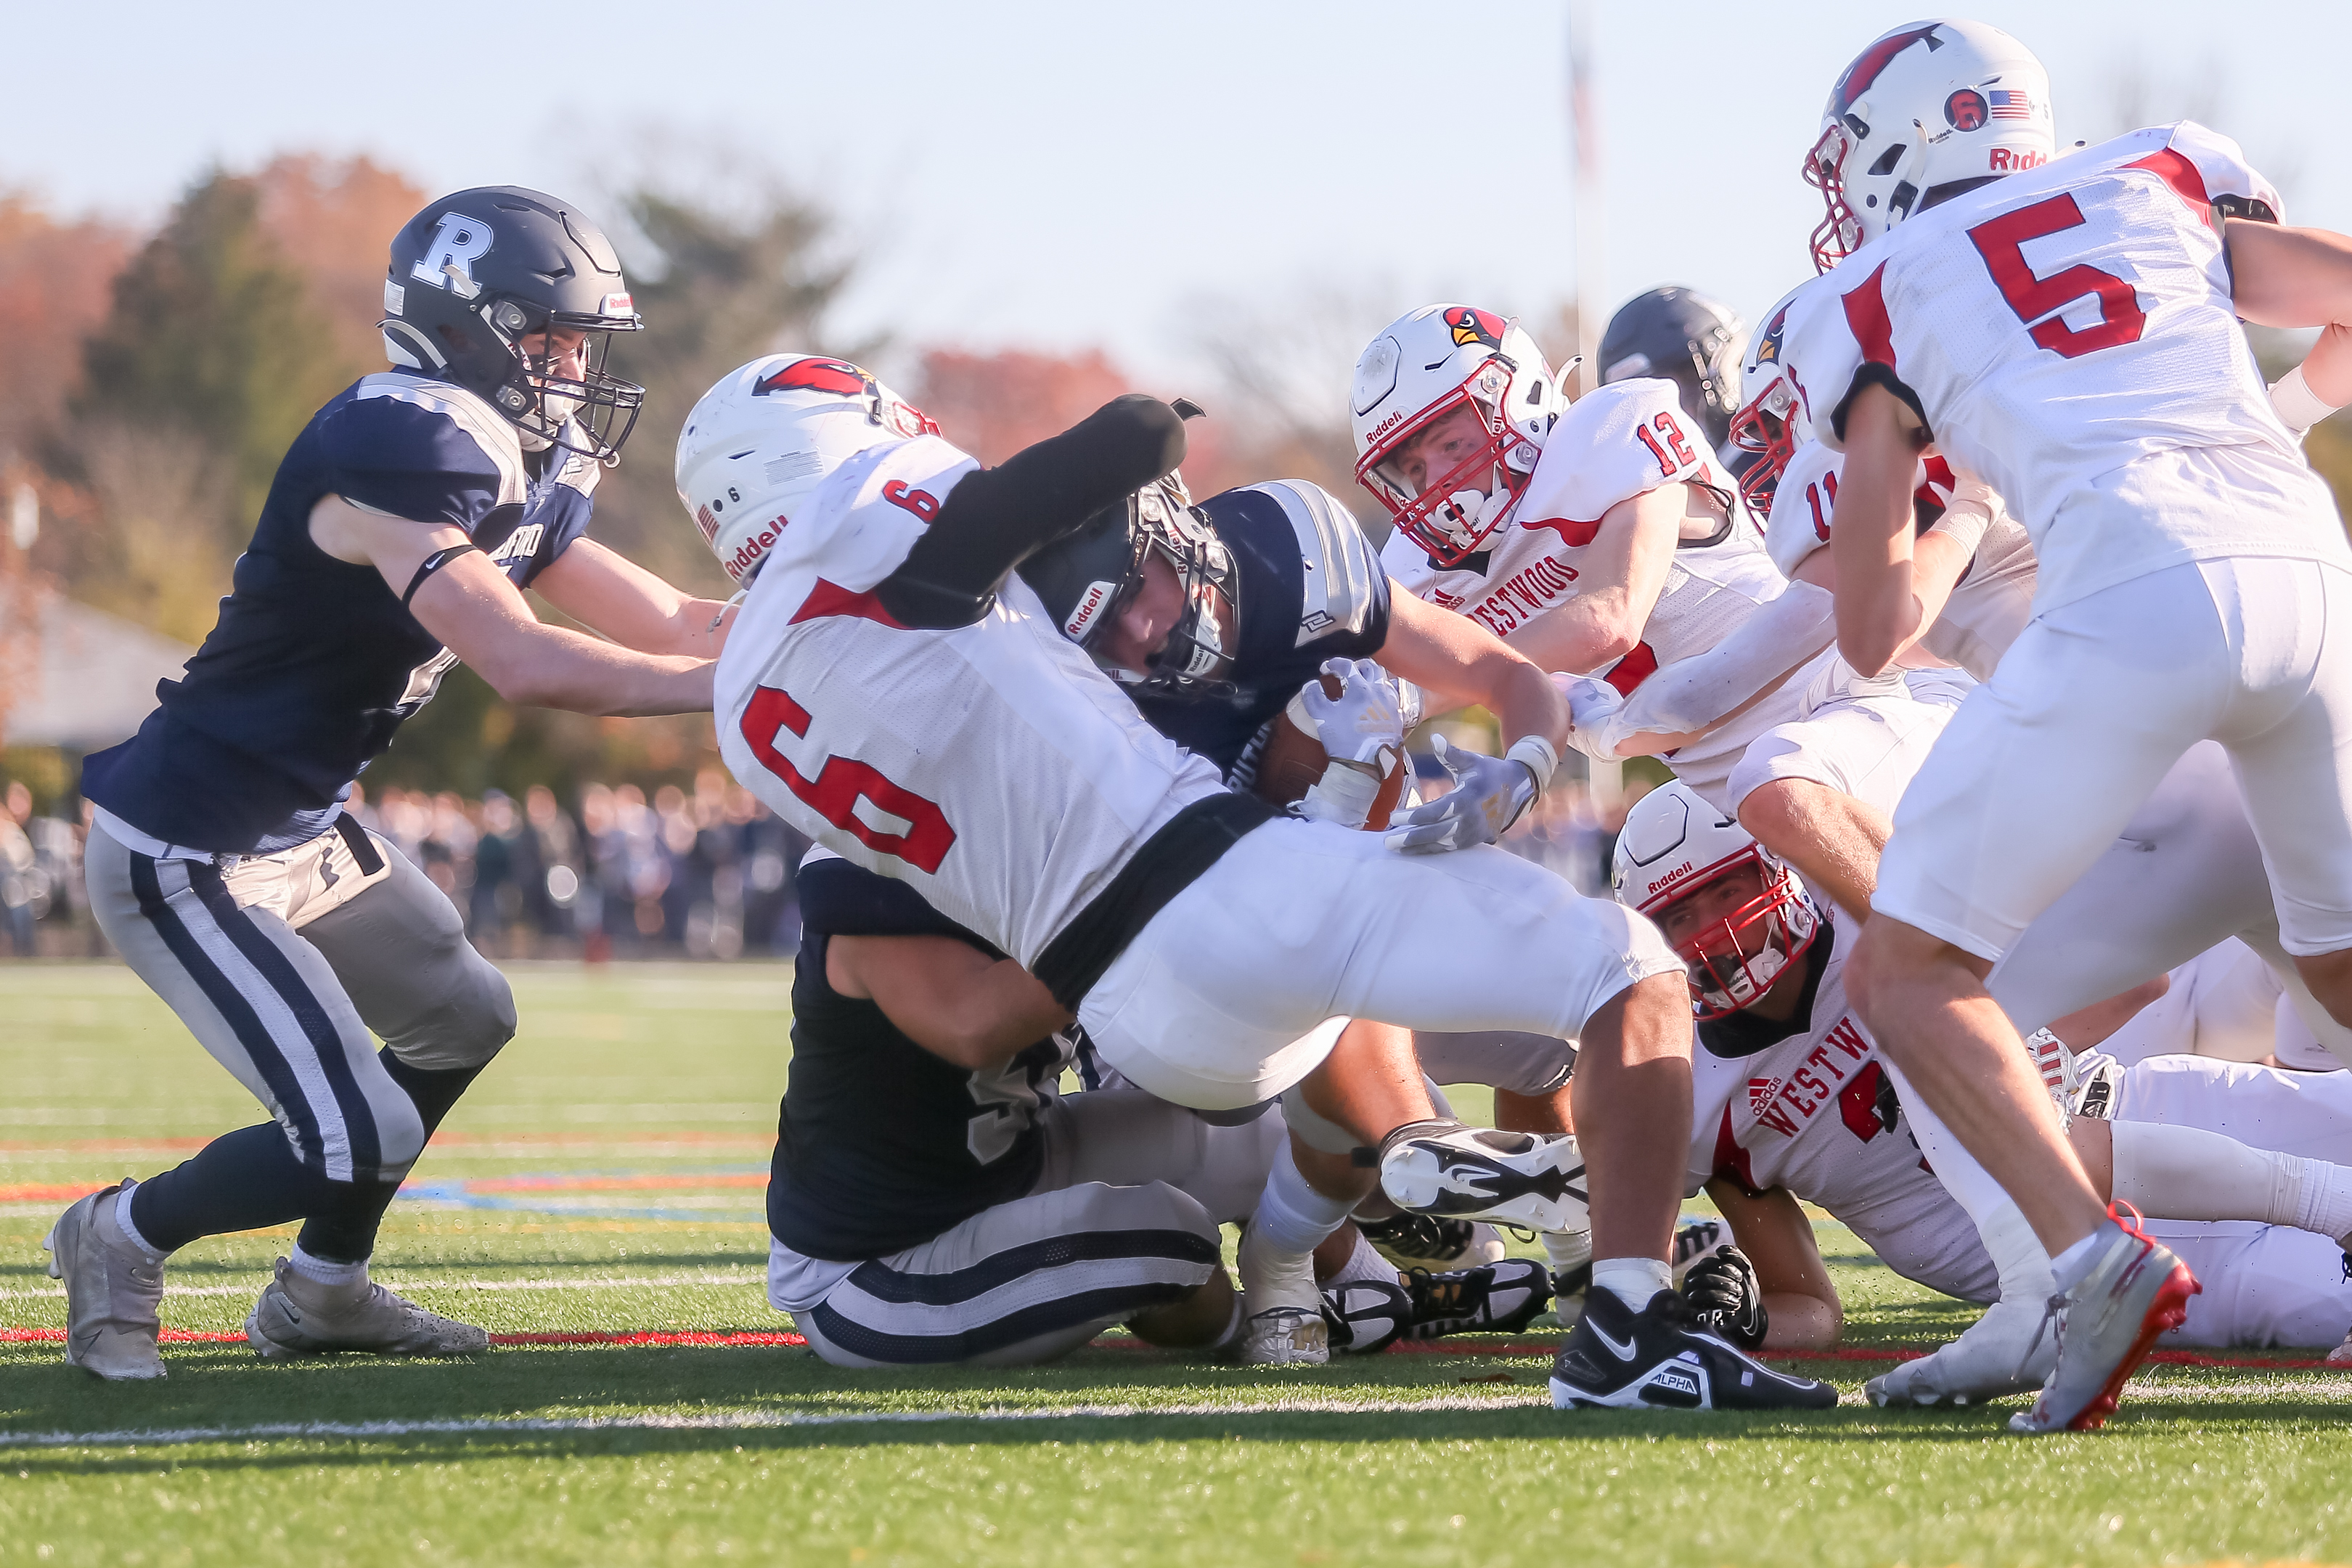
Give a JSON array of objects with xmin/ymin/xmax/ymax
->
[
  {"xmin": 2009, "ymin": 1214, "xmax": 2197, "ymax": 1434},
  {"xmin": 43, "ymin": 1182, "xmax": 166, "ymax": 1381},
  {"xmin": 1236, "ymin": 1307, "xmax": 1330, "ymax": 1365},
  {"xmin": 1866, "ymin": 1292, "xmax": 2060, "ymax": 1408},
  {"xmin": 1376, "ymin": 1122, "xmax": 1588, "ymax": 1232},
  {"xmin": 245, "ymin": 1257, "xmax": 489, "ymax": 1360}
]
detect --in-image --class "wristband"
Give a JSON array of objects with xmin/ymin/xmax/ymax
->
[
  {"xmin": 1295, "ymin": 756, "xmax": 1383, "ymax": 830},
  {"xmin": 1505, "ymin": 734, "xmax": 1559, "ymax": 796},
  {"xmin": 2270, "ymin": 365, "xmax": 2341, "ymax": 434}
]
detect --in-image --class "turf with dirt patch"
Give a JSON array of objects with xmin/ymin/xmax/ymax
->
[{"xmin": 3, "ymin": 960, "xmax": 2349, "ymax": 1567}]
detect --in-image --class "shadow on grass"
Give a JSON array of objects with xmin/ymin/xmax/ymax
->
[{"xmin": 6, "ymin": 1341, "xmax": 2346, "ymax": 1474}]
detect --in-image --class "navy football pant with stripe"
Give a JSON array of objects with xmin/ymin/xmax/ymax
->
[{"xmin": 84, "ymin": 818, "xmax": 514, "ymax": 1259}]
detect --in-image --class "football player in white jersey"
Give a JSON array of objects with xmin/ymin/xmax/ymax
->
[
  {"xmin": 1620, "ymin": 783, "xmax": 2352, "ymax": 1380},
  {"xmin": 679, "ymin": 355, "xmax": 1833, "ymax": 1410},
  {"xmin": 1353, "ymin": 305, "xmax": 1964, "ymax": 931},
  {"xmin": 1779, "ymin": 16, "xmax": 2352, "ymax": 1430}
]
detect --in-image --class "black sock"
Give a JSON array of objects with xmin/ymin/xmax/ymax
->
[
  {"xmin": 128, "ymin": 1123, "xmax": 357, "ymax": 1254},
  {"xmin": 293, "ymin": 1053, "xmax": 488, "ymax": 1265}
]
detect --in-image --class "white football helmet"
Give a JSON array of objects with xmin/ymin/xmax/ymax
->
[
  {"xmin": 1349, "ymin": 304, "xmax": 1568, "ymax": 568},
  {"xmin": 1803, "ymin": 19, "xmax": 2056, "ymax": 273},
  {"xmin": 1726, "ymin": 282, "xmax": 1817, "ymax": 519},
  {"xmin": 675, "ymin": 354, "xmax": 939, "ymax": 587},
  {"xmin": 1613, "ymin": 780, "xmax": 1821, "ymax": 1019}
]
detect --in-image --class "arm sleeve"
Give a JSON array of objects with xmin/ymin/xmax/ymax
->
[{"xmin": 877, "ymin": 394, "xmax": 1188, "ymax": 629}]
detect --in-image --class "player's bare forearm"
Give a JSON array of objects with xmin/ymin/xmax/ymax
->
[
  {"xmin": 1504, "ymin": 487, "xmax": 1683, "ymax": 675},
  {"xmin": 1707, "ymin": 1180, "xmax": 1843, "ymax": 1350},
  {"xmin": 534, "ymin": 538, "xmax": 738, "ymax": 658},
  {"xmin": 1379, "ymin": 587, "xmax": 1563, "ymax": 754},
  {"xmin": 2228, "ymin": 220, "xmax": 2352, "ymax": 406},
  {"xmin": 1829, "ymin": 387, "xmax": 1928, "ymax": 677},
  {"xmin": 408, "ymin": 555, "xmax": 714, "ymax": 715},
  {"xmin": 828, "ymin": 934, "xmax": 1074, "ymax": 1070}
]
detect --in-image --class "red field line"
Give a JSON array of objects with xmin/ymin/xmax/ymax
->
[{"xmin": 2, "ymin": 1326, "xmax": 2341, "ymax": 1368}]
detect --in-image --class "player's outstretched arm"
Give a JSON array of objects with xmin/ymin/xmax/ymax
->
[
  {"xmin": 877, "ymin": 394, "xmax": 1188, "ymax": 629},
  {"xmin": 1704, "ymin": 1180, "xmax": 1843, "ymax": 1352},
  {"xmin": 1500, "ymin": 482, "xmax": 1691, "ymax": 677},
  {"xmin": 312, "ymin": 495, "xmax": 714, "ymax": 716},
  {"xmin": 1789, "ymin": 481, "xmax": 1990, "ymax": 668},
  {"xmin": 2226, "ymin": 219, "xmax": 2352, "ymax": 416},
  {"xmin": 1377, "ymin": 586, "xmax": 1567, "ymax": 754},
  {"xmin": 825, "ymin": 934, "xmax": 1074, "ymax": 1071},
  {"xmin": 1823, "ymin": 385, "xmax": 1932, "ymax": 677},
  {"xmin": 532, "ymin": 538, "xmax": 738, "ymax": 659}
]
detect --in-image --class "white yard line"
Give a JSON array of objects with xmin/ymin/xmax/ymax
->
[
  {"xmin": 0, "ymin": 1272, "xmax": 767, "ymax": 1303},
  {"xmin": 0, "ymin": 1395, "xmax": 1545, "ymax": 1451}
]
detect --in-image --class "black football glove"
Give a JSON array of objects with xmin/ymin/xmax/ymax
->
[{"xmin": 1681, "ymin": 1244, "xmax": 1768, "ymax": 1352}]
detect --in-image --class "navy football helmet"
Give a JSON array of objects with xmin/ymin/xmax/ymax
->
[
  {"xmin": 380, "ymin": 187, "xmax": 646, "ymax": 462},
  {"xmin": 1598, "ymin": 287, "xmax": 1747, "ymax": 457},
  {"xmin": 1019, "ymin": 473, "xmax": 1239, "ymax": 699}
]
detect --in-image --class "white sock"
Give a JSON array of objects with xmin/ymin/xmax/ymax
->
[
  {"xmin": 110, "ymin": 1184, "xmax": 167, "ymax": 1265},
  {"xmin": 1590, "ymin": 1257, "xmax": 1672, "ymax": 1311},
  {"xmin": 287, "ymin": 1246, "xmax": 369, "ymax": 1291},
  {"xmin": 1543, "ymin": 1229, "xmax": 1593, "ymax": 1276},
  {"xmin": 2293, "ymin": 1158, "xmax": 2352, "ymax": 1244},
  {"xmin": 2112, "ymin": 1120, "xmax": 2303, "ymax": 1225},
  {"xmin": 1241, "ymin": 1145, "xmax": 1357, "ymax": 1312},
  {"xmin": 2050, "ymin": 1228, "xmax": 2107, "ymax": 1294},
  {"xmin": 1324, "ymin": 1230, "xmax": 1401, "ymax": 1290}
]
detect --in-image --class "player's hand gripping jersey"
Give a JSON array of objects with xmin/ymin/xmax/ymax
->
[
  {"xmin": 1384, "ymin": 379, "xmax": 1816, "ymax": 799},
  {"xmin": 1765, "ymin": 440, "xmax": 2037, "ymax": 682},
  {"xmin": 80, "ymin": 375, "xmax": 605, "ymax": 854},
  {"xmin": 1781, "ymin": 121, "xmax": 2348, "ymax": 613},
  {"xmin": 715, "ymin": 433, "xmax": 1238, "ymax": 974}
]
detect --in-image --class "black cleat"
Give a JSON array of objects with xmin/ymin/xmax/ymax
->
[
  {"xmin": 1402, "ymin": 1257, "xmax": 1553, "ymax": 1340},
  {"xmin": 1550, "ymin": 1286, "xmax": 1836, "ymax": 1411},
  {"xmin": 1322, "ymin": 1278, "xmax": 1413, "ymax": 1355},
  {"xmin": 1377, "ymin": 1123, "xmax": 1589, "ymax": 1231},
  {"xmin": 1356, "ymin": 1211, "xmax": 1478, "ymax": 1267}
]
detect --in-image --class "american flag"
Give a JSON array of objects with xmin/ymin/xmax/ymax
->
[{"xmin": 1989, "ymin": 88, "xmax": 2033, "ymax": 121}]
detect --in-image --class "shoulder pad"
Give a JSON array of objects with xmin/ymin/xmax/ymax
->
[
  {"xmin": 1244, "ymin": 480, "xmax": 1385, "ymax": 648},
  {"xmin": 1515, "ymin": 379, "xmax": 1704, "ymax": 537}
]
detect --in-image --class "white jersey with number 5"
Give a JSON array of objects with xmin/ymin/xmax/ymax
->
[
  {"xmin": 714, "ymin": 433, "xmax": 1226, "ymax": 968},
  {"xmin": 1780, "ymin": 121, "xmax": 2346, "ymax": 614}
]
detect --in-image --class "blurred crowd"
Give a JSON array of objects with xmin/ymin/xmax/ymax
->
[{"xmin": 0, "ymin": 764, "xmax": 1643, "ymax": 961}]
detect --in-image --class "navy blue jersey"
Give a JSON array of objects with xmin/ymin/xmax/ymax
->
[
  {"xmin": 82, "ymin": 374, "xmax": 601, "ymax": 853},
  {"xmin": 769, "ymin": 856, "xmax": 1071, "ymax": 1261},
  {"xmin": 1129, "ymin": 480, "xmax": 1390, "ymax": 778}
]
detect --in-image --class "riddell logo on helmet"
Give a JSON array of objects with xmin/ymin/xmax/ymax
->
[
  {"xmin": 1646, "ymin": 862, "xmax": 1699, "ymax": 898},
  {"xmin": 724, "ymin": 515, "xmax": 790, "ymax": 583},
  {"xmin": 1988, "ymin": 147, "xmax": 2049, "ymax": 172},
  {"xmin": 1062, "ymin": 579, "xmax": 1117, "ymax": 641}
]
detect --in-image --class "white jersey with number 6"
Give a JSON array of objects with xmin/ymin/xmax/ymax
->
[
  {"xmin": 714, "ymin": 434, "xmax": 1226, "ymax": 969},
  {"xmin": 1780, "ymin": 121, "xmax": 2346, "ymax": 614}
]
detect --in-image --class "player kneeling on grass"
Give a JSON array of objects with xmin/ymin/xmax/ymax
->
[
  {"xmin": 1617, "ymin": 781, "xmax": 2352, "ymax": 1398},
  {"xmin": 681, "ymin": 355, "xmax": 1830, "ymax": 1409},
  {"xmin": 767, "ymin": 852, "xmax": 1545, "ymax": 1365}
]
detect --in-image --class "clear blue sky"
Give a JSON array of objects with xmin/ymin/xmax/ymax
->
[{"xmin": 7, "ymin": 1, "xmax": 2343, "ymax": 388}]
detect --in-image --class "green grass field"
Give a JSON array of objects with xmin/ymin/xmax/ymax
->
[{"xmin": 4, "ymin": 961, "xmax": 2351, "ymax": 1567}]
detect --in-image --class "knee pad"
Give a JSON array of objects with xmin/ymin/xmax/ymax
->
[
  {"xmin": 1278, "ymin": 1085, "xmax": 1366, "ymax": 1157},
  {"xmin": 386, "ymin": 950, "xmax": 516, "ymax": 1072}
]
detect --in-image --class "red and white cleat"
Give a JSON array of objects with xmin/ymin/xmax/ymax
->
[{"xmin": 2008, "ymin": 1206, "xmax": 2197, "ymax": 1434}]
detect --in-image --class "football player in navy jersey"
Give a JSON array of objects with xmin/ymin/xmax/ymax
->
[
  {"xmin": 1020, "ymin": 476, "xmax": 1596, "ymax": 1306},
  {"xmin": 49, "ymin": 188, "xmax": 728, "ymax": 1381}
]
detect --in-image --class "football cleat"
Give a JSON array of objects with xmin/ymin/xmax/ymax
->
[
  {"xmin": 1866, "ymin": 1291, "xmax": 2059, "ymax": 1408},
  {"xmin": 43, "ymin": 1182, "xmax": 166, "ymax": 1381},
  {"xmin": 1377, "ymin": 1122, "xmax": 1589, "ymax": 1232},
  {"xmin": 1552, "ymin": 1260, "xmax": 1593, "ymax": 1326},
  {"xmin": 1550, "ymin": 1286, "xmax": 1837, "ymax": 1411},
  {"xmin": 1323, "ymin": 1278, "xmax": 1413, "ymax": 1355},
  {"xmin": 1355, "ymin": 1212, "xmax": 1509, "ymax": 1269},
  {"xmin": 1236, "ymin": 1306, "xmax": 1330, "ymax": 1365},
  {"xmin": 2008, "ymin": 1211, "xmax": 2197, "ymax": 1434},
  {"xmin": 245, "ymin": 1257, "xmax": 490, "ymax": 1360},
  {"xmin": 1403, "ymin": 1257, "xmax": 1553, "ymax": 1340}
]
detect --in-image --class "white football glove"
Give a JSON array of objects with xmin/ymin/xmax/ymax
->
[
  {"xmin": 1288, "ymin": 658, "xmax": 1404, "ymax": 830},
  {"xmin": 1293, "ymin": 658, "xmax": 1404, "ymax": 766},
  {"xmin": 1384, "ymin": 733, "xmax": 1556, "ymax": 854},
  {"xmin": 1556, "ymin": 673, "xmax": 1635, "ymax": 762}
]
